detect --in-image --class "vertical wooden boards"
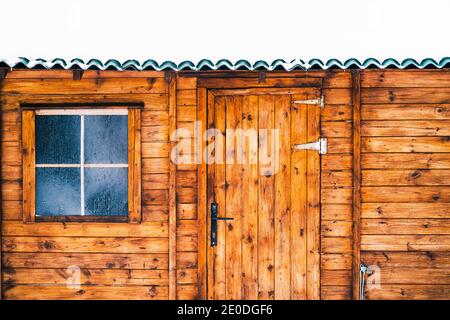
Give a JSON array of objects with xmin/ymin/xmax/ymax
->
[
  {"xmin": 168, "ymin": 73, "xmax": 177, "ymax": 300},
  {"xmin": 128, "ymin": 108, "xmax": 142, "ymax": 224},
  {"xmin": 21, "ymin": 110, "xmax": 35, "ymax": 223},
  {"xmin": 257, "ymin": 95, "xmax": 275, "ymax": 299},
  {"xmin": 241, "ymin": 95, "xmax": 259, "ymax": 299},
  {"xmin": 274, "ymin": 95, "xmax": 291, "ymax": 299},
  {"xmin": 290, "ymin": 97, "xmax": 308, "ymax": 299},
  {"xmin": 351, "ymin": 71, "xmax": 361, "ymax": 300},
  {"xmin": 198, "ymin": 88, "xmax": 208, "ymax": 299},
  {"xmin": 306, "ymin": 103, "xmax": 321, "ymax": 300}
]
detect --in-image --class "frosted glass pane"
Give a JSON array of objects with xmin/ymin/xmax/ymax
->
[
  {"xmin": 84, "ymin": 115, "xmax": 128, "ymax": 164},
  {"xmin": 36, "ymin": 168, "xmax": 81, "ymax": 216},
  {"xmin": 36, "ymin": 115, "xmax": 80, "ymax": 164},
  {"xmin": 84, "ymin": 168, "xmax": 128, "ymax": 216}
]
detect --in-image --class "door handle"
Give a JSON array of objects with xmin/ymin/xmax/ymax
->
[{"xmin": 211, "ymin": 202, "xmax": 233, "ymax": 247}]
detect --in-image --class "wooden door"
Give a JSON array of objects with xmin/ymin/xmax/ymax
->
[{"xmin": 205, "ymin": 88, "xmax": 321, "ymax": 300}]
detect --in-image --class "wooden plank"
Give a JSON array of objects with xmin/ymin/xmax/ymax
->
[
  {"xmin": 21, "ymin": 110, "xmax": 35, "ymax": 223},
  {"xmin": 365, "ymin": 285, "xmax": 450, "ymax": 300},
  {"xmin": 142, "ymin": 158, "xmax": 169, "ymax": 174},
  {"xmin": 142, "ymin": 143, "xmax": 169, "ymax": 158},
  {"xmin": 3, "ymin": 252, "xmax": 169, "ymax": 269},
  {"xmin": 196, "ymin": 87, "xmax": 207, "ymax": 299},
  {"xmin": 128, "ymin": 108, "xmax": 142, "ymax": 223},
  {"xmin": 177, "ymin": 106, "xmax": 197, "ymax": 122},
  {"xmin": 322, "ymin": 88, "xmax": 352, "ymax": 105},
  {"xmin": 258, "ymin": 95, "xmax": 275, "ymax": 300},
  {"xmin": 306, "ymin": 102, "xmax": 321, "ymax": 299},
  {"xmin": 142, "ymin": 189, "xmax": 168, "ymax": 205},
  {"xmin": 362, "ymin": 88, "xmax": 450, "ymax": 104},
  {"xmin": 361, "ymin": 70, "xmax": 450, "ymax": 88},
  {"xmin": 290, "ymin": 95, "xmax": 308, "ymax": 299},
  {"xmin": 225, "ymin": 95, "xmax": 243, "ymax": 300},
  {"xmin": 177, "ymin": 203, "xmax": 197, "ymax": 220},
  {"xmin": 176, "ymin": 187, "xmax": 197, "ymax": 203},
  {"xmin": 213, "ymin": 87, "xmax": 320, "ymax": 97},
  {"xmin": 5, "ymin": 70, "xmax": 165, "ymax": 79},
  {"xmin": 2, "ymin": 201, "xmax": 22, "ymax": 221},
  {"xmin": 321, "ymin": 121, "xmax": 352, "ymax": 137},
  {"xmin": 361, "ymin": 251, "xmax": 450, "ymax": 269},
  {"xmin": 362, "ymin": 137, "xmax": 450, "ymax": 153},
  {"xmin": 274, "ymin": 95, "xmax": 291, "ymax": 299},
  {"xmin": 352, "ymin": 69, "xmax": 361, "ymax": 301},
  {"xmin": 4, "ymin": 285, "xmax": 168, "ymax": 300},
  {"xmin": 3, "ymin": 237, "xmax": 169, "ymax": 253},
  {"xmin": 177, "ymin": 77, "xmax": 197, "ymax": 90},
  {"xmin": 209, "ymin": 94, "xmax": 226, "ymax": 299},
  {"xmin": 321, "ymin": 286, "xmax": 352, "ymax": 300},
  {"xmin": 2, "ymin": 221, "xmax": 168, "ymax": 237},
  {"xmin": 362, "ymin": 186, "xmax": 450, "ymax": 202},
  {"xmin": 141, "ymin": 126, "xmax": 169, "ymax": 142},
  {"xmin": 321, "ymin": 270, "xmax": 353, "ymax": 286},
  {"xmin": 362, "ymin": 203, "xmax": 450, "ymax": 219},
  {"xmin": 362, "ymin": 104, "xmax": 450, "ymax": 120},
  {"xmin": 363, "ymin": 169, "xmax": 450, "ymax": 186},
  {"xmin": 322, "ymin": 221, "xmax": 353, "ymax": 237},
  {"xmin": 321, "ymin": 204, "xmax": 352, "ymax": 221},
  {"xmin": 361, "ymin": 235, "xmax": 450, "ymax": 251},
  {"xmin": 4, "ymin": 268, "xmax": 170, "ymax": 286},
  {"xmin": 362, "ymin": 153, "xmax": 450, "ymax": 169},
  {"xmin": 177, "ymin": 89, "xmax": 197, "ymax": 106},
  {"xmin": 322, "ymin": 171, "xmax": 353, "ymax": 188},
  {"xmin": 362, "ymin": 120, "xmax": 450, "ymax": 136},
  {"xmin": 321, "ymin": 105, "xmax": 352, "ymax": 121},
  {"xmin": 142, "ymin": 173, "xmax": 169, "ymax": 190},
  {"xmin": 321, "ymin": 254, "xmax": 352, "ymax": 270},
  {"xmin": 141, "ymin": 110, "xmax": 168, "ymax": 125},
  {"xmin": 362, "ymin": 219, "xmax": 450, "ymax": 235},
  {"xmin": 241, "ymin": 95, "xmax": 258, "ymax": 299},
  {"xmin": 1, "ymin": 78, "xmax": 167, "ymax": 95},
  {"xmin": 322, "ymin": 155, "xmax": 353, "ymax": 170},
  {"xmin": 198, "ymin": 77, "xmax": 322, "ymax": 89},
  {"xmin": 322, "ymin": 238, "xmax": 352, "ymax": 254},
  {"xmin": 168, "ymin": 73, "xmax": 178, "ymax": 300},
  {"xmin": 371, "ymin": 266, "xmax": 450, "ymax": 284},
  {"xmin": 321, "ymin": 188, "xmax": 352, "ymax": 204},
  {"xmin": 326, "ymin": 138, "xmax": 353, "ymax": 154}
]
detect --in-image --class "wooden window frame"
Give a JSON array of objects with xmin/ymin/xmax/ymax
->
[{"xmin": 22, "ymin": 107, "xmax": 141, "ymax": 223}]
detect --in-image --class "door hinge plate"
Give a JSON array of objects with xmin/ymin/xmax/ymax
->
[
  {"xmin": 292, "ymin": 96, "xmax": 324, "ymax": 108},
  {"xmin": 293, "ymin": 138, "xmax": 327, "ymax": 154}
]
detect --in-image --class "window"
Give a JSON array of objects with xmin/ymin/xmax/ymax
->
[{"xmin": 22, "ymin": 108, "xmax": 141, "ymax": 223}]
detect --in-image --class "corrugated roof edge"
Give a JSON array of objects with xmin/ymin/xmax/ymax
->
[{"xmin": 1, "ymin": 57, "xmax": 450, "ymax": 71}]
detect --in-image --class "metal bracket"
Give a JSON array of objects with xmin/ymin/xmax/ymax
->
[
  {"xmin": 72, "ymin": 69, "xmax": 84, "ymax": 80},
  {"xmin": 293, "ymin": 138, "xmax": 327, "ymax": 154},
  {"xmin": 293, "ymin": 96, "xmax": 324, "ymax": 108}
]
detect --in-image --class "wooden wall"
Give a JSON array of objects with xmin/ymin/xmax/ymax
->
[
  {"xmin": 360, "ymin": 70, "xmax": 450, "ymax": 299},
  {"xmin": 1, "ymin": 69, "xmax": 449, "ymax": 300}
]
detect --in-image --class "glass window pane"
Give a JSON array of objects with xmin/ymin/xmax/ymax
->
[
  {"xmin": 84, "ymin": 168, "xmax": 128, "ymax": 216},
  {"xmin": 36, "ymin": 168, "xmax": 81, "ymax": 216},
  {"xmin": 36, "ymin": 115, "xmax": 80, "ymax": 164},
  {"xmin": 84, "ymin": 115, "xmax": 128, "ymax": 164}
]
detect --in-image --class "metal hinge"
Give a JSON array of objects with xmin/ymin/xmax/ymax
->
[
  {"xmin": 292, "ymin": 96, "xmax": 324, "ymax": 108},
  {"xmin": 293, "ymin": 138, "xmax": 327, "ymax": 154}
]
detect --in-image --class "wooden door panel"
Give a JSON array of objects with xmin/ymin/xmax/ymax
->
[{"xmin": 206, "ymin": 89, "xmax": 321, "ymax": 300}]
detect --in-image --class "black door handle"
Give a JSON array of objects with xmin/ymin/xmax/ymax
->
[{"xmin": 211, "ymin": 202, "xmax": 234, "ymax": 247}]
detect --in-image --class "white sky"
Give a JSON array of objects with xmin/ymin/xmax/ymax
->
[{"xmin": 1, "ymin": 0, "xmax": 449, "ymax": 64}]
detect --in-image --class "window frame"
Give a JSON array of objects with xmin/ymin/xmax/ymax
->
[{"xmin": 22, "ymin": 106, "xmax": 142, "ymax": 223}]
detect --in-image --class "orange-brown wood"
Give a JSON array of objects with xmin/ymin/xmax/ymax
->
[
  {"xmin": 167, "ymin": 72, "xmax": 177, "ymax": 299},
  {"xmin": 128, "ymin": 108, "xmax": 142, "ymax": 224}
]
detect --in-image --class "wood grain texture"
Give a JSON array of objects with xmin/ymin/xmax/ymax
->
[
  {"xmin": 21, "ymin": 110, "xmax": 35, "ymax": 223},
  {"xmin": 351, "ymin": 70, "xmax": 361, "ymax": 300},
  {"xmin": 167, "ymin": 73, "xmax": 178, "ymax": 299},
  {"xmin": 128, "ymin": 109, "xmax": 142, "ymax": 224}
]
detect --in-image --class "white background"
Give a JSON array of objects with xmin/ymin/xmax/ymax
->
[{"xmin": 1, "ymin": 0, "xmax": 449, "ymax": 64}]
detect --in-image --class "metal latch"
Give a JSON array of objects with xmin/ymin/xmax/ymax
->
[
  {"xmin": 293, "ymin": 138, "xmax": 327, "ymax": 154},
  {"xmin": 292, "ymin": 96, "xmax": 324, "ymax": 108}
]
